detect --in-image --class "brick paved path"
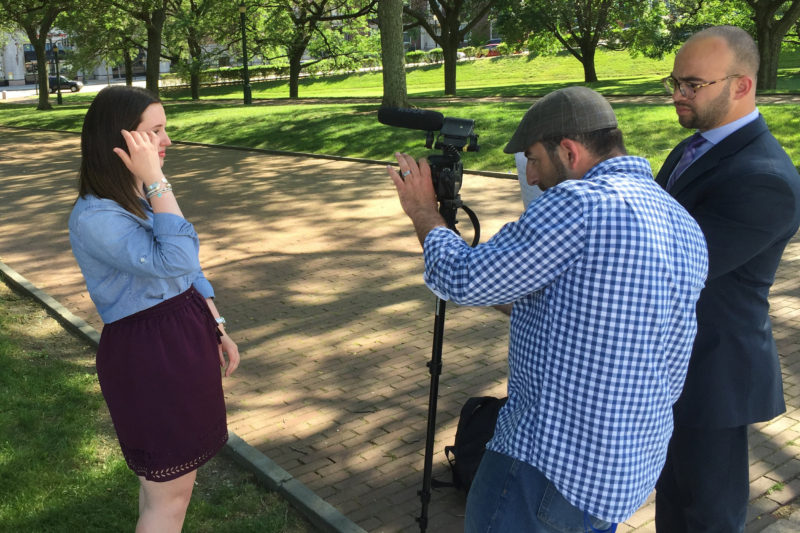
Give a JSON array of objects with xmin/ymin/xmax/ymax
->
[{"xmin": 1, "ymin": 127, "xmax": 799, "ymax": 531}]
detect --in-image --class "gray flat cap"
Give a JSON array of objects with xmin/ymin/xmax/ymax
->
[{"xmin": 504, "ymin": 86, "xmax": 617, "ymax": 154}]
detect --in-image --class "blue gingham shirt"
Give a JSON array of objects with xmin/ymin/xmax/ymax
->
[{"xmin": 423, "ymin": 156, "xmax": 708, "ymax": 522}]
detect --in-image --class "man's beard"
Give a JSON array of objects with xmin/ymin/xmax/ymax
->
[
  {"xmin": 541, "ymin": 150, "xmax": 571, "ymax": 190},
  {"xmin": 678, "ymin": 82, "xmax": 732, "ymax": 130}
]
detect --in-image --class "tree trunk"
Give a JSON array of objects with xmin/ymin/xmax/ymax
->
[
  {"xmin": 145, "ymin": 7, "xmax": 166, "ymax": 96},
  {"xmin": 442, "ymin": 21, "xmax": 461, "ymax": 96},
  {"xmin": 17, "ymin": 8, "xmax": 61, "ymax": 110},
  {"xmin": 443, "ymin": 42, "xmax": 458, "ymax": 95},
  {"xmin": 749, "ymin": 0, "xmax": 800, "ymax": 91},
  {"xmin": 188, "ymin": 31, "xmax": 202, "ymax": 101},
  {"xmin": 288, "ymin": 46, "xmax": 303, "ymax": 99},
  {"xmin": 755, "ymin": 26, "xmax": 781, "ymax": 90},
  {"xmin": 21, "ymin": 26, "xmax": 51, "ymax": 110},
  {"xmin": 190, "ymin": 67, "xmax": 200, "ymax": 100},
  {"xmin": 123, "ymin": 49, "xmax": 133, "ymax": 86},
  {"xmin": 581, "ymin": 43, "xmax": 598, "ymax": 83},
  {"xmin": 378, "ymin": 0, "xmax": 408, "ymax": 108},
  {"xmin": 31, "ymin": 37, "xmax": 52, "ymax": 110}
]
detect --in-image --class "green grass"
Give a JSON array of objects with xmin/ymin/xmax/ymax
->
[
  {"xmin": 0, "ymin": 282, "xmax": 314, "ymax": 532},
  {"xmin": 2, "ymin": 49, "xmax": 799, "ymax": 174},
  {"xmin": 766, "ymin": 482, "xmax": 785, "ymax": 496},
  {"xmin": 3, "ymin": 98, "xmax": 798, "ymax": 174},
  {"xmin": 23, "ymin": 48, "xmax": 800, "ymax": 104},
  {"xmin": 159, "ymin": 48, "xmax": 800, "ymax": 100}
]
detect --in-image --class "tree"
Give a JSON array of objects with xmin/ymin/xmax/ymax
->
[
  {"xmin": 163, "ymin": 0, "xmax": 238, "ymax": 100},
  {"xmin": 0, "ymin": 0, "xmax": 73, "ymax": 110},
  {"xmin": 249, "ymin": 0, "xmax": 378, "ymax": 99},
  {"xmin": 0, "ymin": 11, "xmax": 13, "ymax": 36},
  {"xmin": 746, "ymin": 0, "xmax": 800, "ymax": 89},
  {"xmin": 377, "ymin": 0, "xmax": 408, "ymax": 107},
  {"xmin": 494, "ymin": 0, "xmax": 661, "ymax": 83},
  {"xmin": 107, "ymin": 0, "xmax": 170, "ymax": 95},
  {"xmin": 788, "ymin": 11, "xmax": 800, "ymax": 46},
  {"xmin": 59, "ymin": 1, "xmax": 144, "ymax": 86},
  {"xmin": 664, "ymin": 0, "xmax": 800, "ymax": 90},
  {"xmin": 403, "ymin": 0, "xmax": 496, "ymax": 96}
]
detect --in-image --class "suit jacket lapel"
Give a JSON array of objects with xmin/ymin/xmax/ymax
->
[
  {"xmin": 658, "ymin": 116, "xmax": 769, "ymax": 196},
  {"xmin": 656, "ymin": 137, "xmax": 690, "ymax": 188}
]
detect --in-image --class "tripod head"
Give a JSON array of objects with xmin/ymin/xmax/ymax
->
[{"xmin": 378, "ymin": 107, "xmax": 480, "ymax": 242}]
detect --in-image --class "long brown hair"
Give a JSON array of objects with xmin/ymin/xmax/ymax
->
[{"xmin": 78, "ymin": 86, "xmax": 161, "ymax": 218}]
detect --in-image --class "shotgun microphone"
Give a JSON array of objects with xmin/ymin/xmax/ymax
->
[{"xmin": 377, "ymin": 107, "xmax": 445, "ymax": 132}]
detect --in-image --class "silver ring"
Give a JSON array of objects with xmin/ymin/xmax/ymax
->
[{"xmin": 402, "ymin": 170, "xmax": 411, "ymax": 177}]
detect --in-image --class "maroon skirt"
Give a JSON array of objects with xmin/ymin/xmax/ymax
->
[{"xmin": 96, "ymin": 287, "xmax": 228, "ymax": 482}]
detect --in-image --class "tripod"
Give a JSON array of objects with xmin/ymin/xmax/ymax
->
[{"xmin": 417, "ymin": 191, "xmax": 479, "ymax": 533}]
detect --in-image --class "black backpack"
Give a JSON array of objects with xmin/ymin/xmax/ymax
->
[{"xmin": 436, "ymin": 396, "xmax": 507, "ymax": 494}]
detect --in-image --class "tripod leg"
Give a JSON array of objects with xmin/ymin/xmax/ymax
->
[
  {"xmin": 417, "ymin": 297, "xmax": 446, "ymax": 533},
  {"xmin": 418, "ymin": 199, "xmax": 460, "ymax": 532}
]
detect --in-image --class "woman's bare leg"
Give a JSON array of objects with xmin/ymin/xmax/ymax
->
[{"xmin": 136, "ymin": 470, "xmax": 197, "ymax": 532}]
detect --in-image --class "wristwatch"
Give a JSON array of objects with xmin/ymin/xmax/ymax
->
[{"xmin": 215, "ymin": 316, "xmax": 226, "ymax": 326}]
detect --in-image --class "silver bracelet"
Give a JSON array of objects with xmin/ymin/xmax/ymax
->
[
  {"xmin": 146, "ymin": 184, "xmax": 173, "ymax": 199},
  {"xmin": 145, "ymin": 176, "xmax": 169, "ymax": 192}
]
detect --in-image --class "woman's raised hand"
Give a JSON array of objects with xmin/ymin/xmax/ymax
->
[{"xmin": 113, "ymin": 129, "xmax": 164, "ymax": 185}]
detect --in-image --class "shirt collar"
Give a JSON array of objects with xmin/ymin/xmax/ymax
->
[
  {"xmin": 582, "ymin": 155, "xmax": 653, "ymax": 182},
  {"xmin": 697, "ymin": 108, "xmax": 759, "ymax": 146}
]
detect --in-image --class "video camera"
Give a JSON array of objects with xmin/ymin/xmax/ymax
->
[
  {"xmin": 377, "ymin": 107, "xmax": 479, "ymax": 203},
  {"xmin": 378, "ymin": 107, "xmax": 481, "ymax": 533}
]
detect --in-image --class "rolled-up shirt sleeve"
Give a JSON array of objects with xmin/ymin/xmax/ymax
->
[
  {"xmin": 76, "ymin": 208, "xmax": 202, "ymax": 279},
  {"xmin": 192, "ymin": 270, "xmax": 215, "ymax": 299},
  {"xmin": 422, "ymin": 190, "xmax": 585, "ymax": 306}
]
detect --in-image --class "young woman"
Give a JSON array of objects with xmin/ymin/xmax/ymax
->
[{"xmin": 69, "ymin": 85, "xmax": 239, "ymax": 531}]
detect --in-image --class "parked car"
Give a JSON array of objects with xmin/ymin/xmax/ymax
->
[{"xmin": 48, "ymin": 76, "xmax": 83, "ymax": 93}]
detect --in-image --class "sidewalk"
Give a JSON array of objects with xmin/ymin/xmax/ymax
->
[{"xmin": 1, "ymin": 127, "xmax": 798, "ymax": 532}]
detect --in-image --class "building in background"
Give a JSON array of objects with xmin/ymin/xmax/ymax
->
[
  {"xmin": 1, "ymin": 31, "xmax": 26, "ymax": 85},
  {"xmin": 0, "ymin": 29, "xmax": 169, "ymax": 86}
]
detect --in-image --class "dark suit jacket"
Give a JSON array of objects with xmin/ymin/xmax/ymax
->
[{"xmin": 656, "ymin": 115, "xmax": 800, "ymax": 428}]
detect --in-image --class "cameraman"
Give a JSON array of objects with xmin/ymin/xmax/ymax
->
[{"xmin": 387, "ymin": 87, "xmax": 709, "ymax": 532}]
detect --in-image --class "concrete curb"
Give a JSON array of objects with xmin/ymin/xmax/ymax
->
[
  {"xmin": 225, "ymin": 434, "xmax": 366, "ymax": 533},
  {"xmin": 0, "ymin": 260, "xmax": 101, "ymax": 345},
  {"xmin": 0, "ymin": 259, "xmax": 365, "ymax": 533}
]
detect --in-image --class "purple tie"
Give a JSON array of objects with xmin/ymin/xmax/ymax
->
[{"xmin": 666, "ymin": 133, "xmax": 706, "ymax": 192}]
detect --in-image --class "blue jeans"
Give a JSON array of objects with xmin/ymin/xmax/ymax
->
[{"xmin": 465, "ymin": 450, "xmax": 616, "ymax": 533}]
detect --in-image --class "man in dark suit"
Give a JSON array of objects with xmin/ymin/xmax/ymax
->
[{"xmin": 654, "ymin": 25, "xmax": 800, "ymax": 532}]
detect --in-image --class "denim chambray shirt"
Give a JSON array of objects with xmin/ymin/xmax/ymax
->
[{"xmin": 69, "ymin": 194, "xmax": 214, "ymax": 324}]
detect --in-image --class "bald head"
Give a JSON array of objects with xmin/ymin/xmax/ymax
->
[
  {"xmin": 683, "ymin": 26, "xmax": 759, "ymax": 82},
  {"xmin": 670, "ymin": 25, "xmax": 758, "ymax": 130}
]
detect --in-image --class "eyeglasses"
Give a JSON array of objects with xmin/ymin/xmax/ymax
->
[{"xmin": 661, "ymin": 74, "xmax": 744, "ymax": 99}]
